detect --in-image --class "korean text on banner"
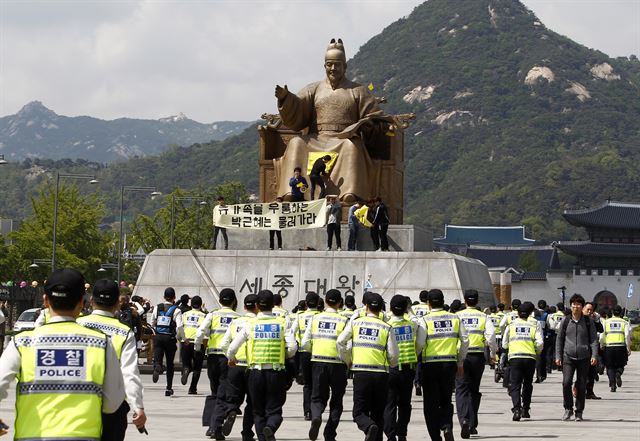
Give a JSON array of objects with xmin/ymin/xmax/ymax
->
[{"xmin": 213, "ymin": 199, "xmax": 327, "ymax": 230}]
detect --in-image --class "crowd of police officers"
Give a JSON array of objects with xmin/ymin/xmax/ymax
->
[{"xmin": 0, "ymin": 267, "xmax": 633, "ymax": 441}]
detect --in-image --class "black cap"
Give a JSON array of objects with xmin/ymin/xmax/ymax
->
[
  {"xmin": 344, "ymin": 295, "xmax": 355, "ymax": 308},
  {"xmin": 305, "ymin": 292, "xmax": 320, "ymax": 308},
  {"xmin": 45, "ymin": 268, "xmax": 85, "ymax": 300},
  {"xmin": 325, "ymin": 289, "xmax": 341, "ymax": 305},
  {"xmin": 463, "ymin": 289, "xmax": 478, "ymax": 302},
  {"xmin": 244, "ymin": 294, "xmax": 258, "ymax": 309},
  {"xmin": 428, "ymin": 289, "xmax": 444, "ymax": 303},
  {"xmin": 92, "ymin": 279, "xmax": 120, "ymax": 306},
  {"xmin": 365, "ymin": 292, "xmax": 383, "ymax": 308},
  {"xmin": 390, "ymin": 295, "xmax": 407, "ymax": 315},
  {"xmin": 511, "ymin": 298, "xmax": 522, "ymax": 308},
  {"xmin": 164, "ymin": 287, "xmax": 176, "ymax": 300},
  {"xmin": 220, "ymin": 288, "xmax": 237, "ymax": 304},
  {"xmin": 419, "ymin": 290, "xmax": 429, "ymax": 302},
  {"xmin": 257, "ymin": 290, "xmax": 274, "ymax": 309},
  {"xmin": 180, "ymin": 294, "xmax": 190, "ymax": 304}
]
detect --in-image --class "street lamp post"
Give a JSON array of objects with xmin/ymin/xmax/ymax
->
[
  {"xmin": 118, "ymin": 186, "xmax": 160, "ymax": 284},
  {"xmin": 52, "ymin": 173, "xmax": 98, "ymax": 270},
  {"xmin": 170, "ymin": 195, "xmax": 208, "ymax": 249}
]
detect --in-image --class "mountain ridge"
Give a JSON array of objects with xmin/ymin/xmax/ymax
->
[{"xmin": 0, "ymin": 101, "xmax": 253, "ymax": 162}]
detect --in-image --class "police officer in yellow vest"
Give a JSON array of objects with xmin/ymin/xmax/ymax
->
[
  {"xmin": 272, "ymin": 294, "xmax": 289, "ymax": 319},
  {"xmin": 77, "ymin": 279, "xmax": 146, "ymax": 440},
  {"xmin": 195, "ymin": 288, "xmax": 240, "ymax": 439},
  {"xmin": 227, "ymin": 290, "xmax": 298, "ymax": 441},
  {"xmin": 337, "ymin": 292, "xmax": 398, "ymax": 441},
  {"xmin": 420, "ymin": 289, "xmax": 469, "ymax": 441},
  {"xmin": 502, "ymin": 303, "xmax": 543, "ymax": 421},
  {"xmin": 340, "ymin": 294, "xmax": 357, "ymax": 319},
  {"xmin": 600, "ymin": 305, "xmax": 631, "ymax": 392},
  {"xmin": 412, "ymin": 290, "xmax": 431, "ymax": 318},
  {"xmin": 383, "ymin": 295, "xmax": 425, "ymax": 441},
  {"xmin": 220, "ymin": 294, "xmax": 259, "ymax": 441},
  {"xmin": 301, "ymin": 289, "xmax": 349, "ymax": 441},
  {"xmin": 454, "ymin": 289, "xmax": 496, "ymax": 439},
  {"xmin": 180, "ymin": 295, "xmax": 206, "ymax": 394},
  {"xmin": 290, "ymin": 292, "xmax": 321, "ymax": 420},
  {"xmin": 0, "ymin": 268, "xmax": 126, "ymax": 441}
]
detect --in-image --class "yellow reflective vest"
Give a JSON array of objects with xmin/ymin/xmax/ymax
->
[
  {"xmin": 603, "ymin": 317, "xmax": 627, "ymax": 348},
  {"xmin": 507, "ymin": 318, "xmax": 537, "ymax": 360},
  {"xmin": 423, "ymin": 310, "xmax": 461, "ymax": 363},
  {"xmin": 457, "ymin": 308, "xmax": 487, "ymax": 353},
  {"xmin": 247, "ymin": 315, "xmax": 287, "ymax": 366},
  {"xmin": 207, "ymin": 308, "xmax": 240, "ymax": 355},
  {"xmin": 14, "ymin": 321, "xmax": 107, "ymax": 441},
  {"xmin": 351, "ymin": 316, "xmax": 391, "ymax": 372},
  {"xmin": 229, "ymin": 314, "xmax": 254, "ymax": 366},
  {"xmin": 309, "ymin": 311, "xmax": 348, "ymax": 363},
  {"xmin": 297, "ymin": 310, "xmax": 320, "ymax": 351},
  {"xmin": 389, "ymin": 317, "xmax": 418, "ymax": 365},
  {"xmin": 182, "ymin": 309, "xmax": 206, "ymax": 341},
  {"xmin": 412, "ymin": 303, "xmax": 430, "ymax": 318},
  {"xmin": 77, "ymin": 313, "xmax": 131, "ymax": 359}
]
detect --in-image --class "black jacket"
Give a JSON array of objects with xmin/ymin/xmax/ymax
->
[{"xmin": 372, "ymin": 203, "xmax": 389, "ymax": 225}]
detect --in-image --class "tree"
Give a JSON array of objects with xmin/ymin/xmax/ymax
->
[
  {"xmin": 128, "ymin": 182, "xmax": 250, "ymax": 254},
  {"xmin": 1, "ymin": 183, "xmax": 109, "ymax": 282}
]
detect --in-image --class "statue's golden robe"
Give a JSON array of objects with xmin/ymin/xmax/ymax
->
[{"xmin": 274, "ymin": 77, "xmax": 384, "ymax": 201}]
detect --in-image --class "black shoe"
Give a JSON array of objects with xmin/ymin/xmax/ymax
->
[
  {"xmin": 461, "ymin": 421, "xmax": 471, "ymax": 439},
  {"xmin": 415, "ymin": 385, "xmax": 422, "ymax": 396},
  {"xmin": 304, "ymin": 411, "xmax": 312, "ymax": 421},
  {"xmin": 523, "ymin": 409, "xmax": 531, "ymax": 419},
  {"xmin": 181, "ymin": 367, "xmax": 190, "ymax": 385},
  {"xmin": 611, "ymin": 386, "xmax": 617, "ymax": 392},
  {"xmin": 575, "ymin": 412, "xmax": 583, "ymax": 422},
  {"xmin": 562, "ymin": 409, "xmax": 573, "ymax": 421},
  {"xmin": 308, "ymin": 417, "xmax": 321, "ymax": 440},
  {"xmin": 470, "ymin": 428, "xmax": 478, "ymax": 435},
  {"xmin": 535, "ymin": 378, "xmax": 541, "ymax": 384},
  {"xmin": 616, "ymin": 373, "xmax": 622, "ymax": 387},
  {"xmin": 398, "ymin": 437, "xmax": 407, "ymax": 441},
  {"xmin": 188, "ymin": 388, "xmax": 197, "ymax": 395},
  {"xmin": 512, "ymin": 409, "xmax": 521, "ymax": 421},
  {"xmin": 586, "ymin": 393, "xmax": 601, "ymax": 400},
  {"xmin": 365, "ymin": 425, "xmax": 378, "ymax": 441},
  {"xmin": 206, "ymin": 428, "xmax": 213, "ymax": 437},
  {"xmin": 212, "ymin": 429, "xmax": 226, "ymax": 440},
  {"xmin": 165, "ymin": 389, "xmax": 173, "ymax": 397},
  {"xmin": 152, "ymin": 368, "xmax": 161, "ymax": 383},
  {"xmin": 262, "ymin": 426, "xmax": 276, "ymax": 441},
  {"xmin": 223, "ymin": 411, "xmax": 237, "ymax": 436},
  {"xmin": 443, "ymin": 427, "xmax": 454, "ymax": 441}
]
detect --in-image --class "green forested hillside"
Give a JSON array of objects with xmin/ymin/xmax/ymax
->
[{"xmin": 1, "ymin": 0, "xmax": 639, "ymax": 243}]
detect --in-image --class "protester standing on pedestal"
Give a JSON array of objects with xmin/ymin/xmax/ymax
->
[
  {"xmin": 213, "ymin": 196, "xmax": 229, "ymax": 250},
  {"xmin": 269, "ymin": 197, "xmax": 284, "ymax": 250},
  {"xmin": 372, "ymin": 197, "xmax": 390, "ymax": 251},
  {"xmin": 326, "ymin": 195, "xmax": 342, "ymax": 251}
]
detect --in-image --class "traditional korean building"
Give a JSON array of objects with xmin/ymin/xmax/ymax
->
[{"xmin": 555, "ymin": 201, "xmax": 640, "ymax": 309}]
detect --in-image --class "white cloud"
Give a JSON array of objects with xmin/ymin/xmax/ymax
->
[{"xmin": 0, "ymin": 0, "xmax": 638, "ymax": 122}]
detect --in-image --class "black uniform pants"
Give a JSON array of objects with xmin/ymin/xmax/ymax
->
[
  {"xmin": 353, "ymin": 371, "xmax": 388, "ymax": 441},
  {"xmin": 153, "ymin": 334, "xmax": 177, "ymax": 389},
  {"xmin": 371, "ymin": 224, "xmax": 389, "ymax": 250},
  {"xmin": 422, "ymin": 361, "xmax": 456, "ymax": 441},
  {"xmin": 562, "ymin": 357, "xmax": 589, "ymax": 412},
  {"xmin": 310, "ymin": 175, "xmax": 325, "ymax": 200},
  {"xmin": 101, "ymin": 401, "xmax": 130, "ymax": 441},
  {"xmin": 204, "ymin": 354, "xmax": 229, "ymax": 428},
  {"xmin": 327, "ymin": 223, "xmax": 341, "ymax": 249},
  {"xmin": 536, "ymin": 339, "xmax": 548, "ymax": 380},
  {"xmin": 181, "ymin": 342, "xmax": 205, "ymax": 391},
  {"xmin": 213, "ymin": 227, "xmax": 228, "ymax": 249},
  {"xmin": 212, "ymin": 365, "xmax": 255, "ymax": 438},
  {"xmin": 508, "ymin": 358, "xmax": 535, "ymax": 411},
  {"xmin": 310, "ymin": 362, "xmax": 347, "ymax": 441},
  {"xmin": 545, "ymin": 333, "xmax": 556, "ymax": 372},
  {"xmin": 299, "ymin": 351, "xmax": 313, "ymax": 415},
  {"xmin": 247, "ymin": 369, "xmax": 287, "ymax": 441},
  {"xmin": 455, "ymin": 353, "xmax": 485, "ymax": 429},
  {"xmin": 384, "ymin": 366, "xmax": 414, "ymax": 438},
  {"xmin": 269, "ymin": 230, "xmax": 282, "ymax": 249}
]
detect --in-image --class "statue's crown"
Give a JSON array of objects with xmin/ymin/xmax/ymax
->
[{"xmin": 326, "ymin": 38, "xmax": 346, "ymax": 61}]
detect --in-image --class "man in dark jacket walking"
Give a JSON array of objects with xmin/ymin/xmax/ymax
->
[{"xmin": 555, "ymin": 293, "xmax": 598, "ymax": 422}]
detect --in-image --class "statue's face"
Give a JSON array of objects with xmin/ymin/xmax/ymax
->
[{"xmin": 324, "ymin": 59, "xmax": 346, "ymax": 83}]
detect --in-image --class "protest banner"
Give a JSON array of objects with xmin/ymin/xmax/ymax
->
[{"xmin": 213, "ymin": 199, "xmax": 327, "ymax": 230}]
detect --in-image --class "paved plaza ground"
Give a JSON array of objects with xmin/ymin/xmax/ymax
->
[{"xmin": 1, "ymin": 353, "xmax": 638, "ymax": 440}]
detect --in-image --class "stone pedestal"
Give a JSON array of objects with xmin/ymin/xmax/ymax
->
[
  {"xmin": 214, "ymin": 224, "xmax": 431, "ymax": 252},
  {"xmin": 133, "ymin": 248, "xmax": 494, "ymax": 311}
]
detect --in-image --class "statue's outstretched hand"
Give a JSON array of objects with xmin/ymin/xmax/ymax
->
[{"xmin": 275, "ymin": 84, "xmax": 289, "ymax": 100}]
